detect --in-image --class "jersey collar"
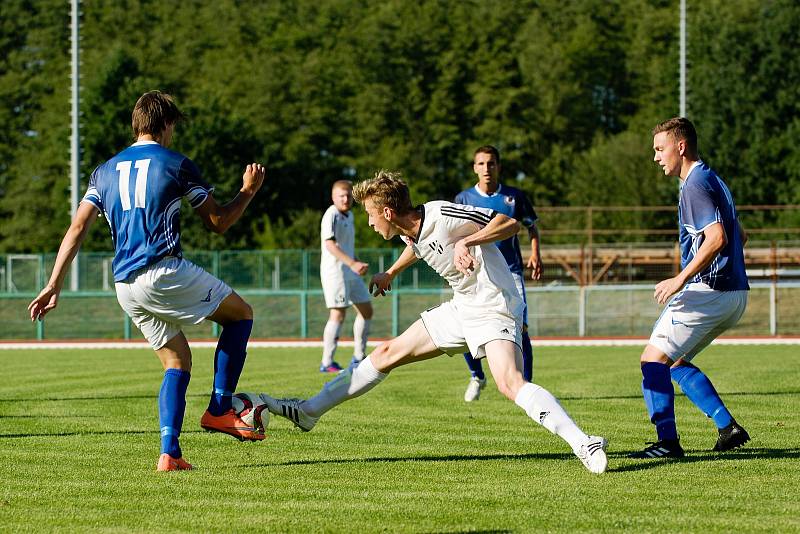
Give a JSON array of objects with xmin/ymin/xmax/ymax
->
[
  {"xmin": 473, "ymin": 183, "xmax": 503, "ymax": 197},
  {"xmin": 410, "ymin": 205, "xmax": 426, "ymax": 243},
  {"xmin": 131, "ymin": 140, "xmax": 159, "ymax": 147}
]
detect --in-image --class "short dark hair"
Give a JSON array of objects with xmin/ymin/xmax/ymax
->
[
  {"xmin": 652, "ymin": 117, "xmax": 697, "ymax": 154},
  {"xmin": 132, "ymin": 90, "xmax": 185, "ymax": 137},
  {"xmin": 474, "ymin": 145, "xmax": 501, "ymax": 163}
]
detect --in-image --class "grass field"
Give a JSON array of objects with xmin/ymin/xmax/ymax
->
[{"xmin": 1, "ymin": 344, "xmax": 799, "ymax": 533}]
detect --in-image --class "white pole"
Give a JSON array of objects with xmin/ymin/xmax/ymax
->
[
  {"xmin": 69, "ymin": 0, "xmax": 81, "ymax": 291},
  {"xmin": 679, "ymin": 0, "xmax": 687, "ymax": 117}
]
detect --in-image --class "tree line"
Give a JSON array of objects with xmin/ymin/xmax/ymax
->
[{"xmin": 1, "ymin": 0, "xmax": 798, "ymax": 253}]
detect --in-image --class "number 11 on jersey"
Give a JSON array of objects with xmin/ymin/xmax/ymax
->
[{"xmin": 116, "ymin": 159, "xmax": 151, "ymax": 211}]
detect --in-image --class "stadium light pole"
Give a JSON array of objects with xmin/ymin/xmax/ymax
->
[
  {"xmin": 679, "ymin": 0, "xmax": 687, "ymax": 117},
  {"xmin": 69, "ymin": 0, "xmax": 81, "ymax": 291}
]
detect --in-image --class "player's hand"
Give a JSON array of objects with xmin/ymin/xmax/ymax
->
[
  {"xmin": 654, "ymin": 276, "xmax": 684, "ymax": 305},
  {"xmin": 350, "ymin": 260, "xmax": 369, "ymax": 276},
  {"xmin": 27, "ymin": 285, "xmax": 60, "ymax": 321},
  {"xmin": 241, "ymin": 163, "xmax": 266, "ymax": 196},
  {"xmin": 453, "ymin": 239, "xmax": 476, "ymax": 276},
  {"xmin": 369, "ymin": 272, "xmax": 393, "ymax": 297},
  {"xmin": 527, "ymin": 253, "xmax": 543, "ymax": 280}
]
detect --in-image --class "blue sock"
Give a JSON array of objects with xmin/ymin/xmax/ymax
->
[
  {"xmin": 463, "ymin": 353, "xmax": 485, "ymax": 380},
  {"xmin": 671, "ymin": 363, "xmax": 733, "ymax": 429},
  {"xmin": 159, "ymin": 368, "xmax": 190, "ymax": 458},
  {"xmin": 521, "ymin": 330, "xmax": 533, "ymax": 382},
  {"xmin": 208, "ymin": 319, "xmax": 253, "ymax": 416},
  {"xmin": 641, "ymin": 362, "xmax": 678, "ymax": 441}
]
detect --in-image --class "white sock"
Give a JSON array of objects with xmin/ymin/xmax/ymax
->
[
  {"xmin": 302, "ymin": 355, "xmax": 387, "ymax": 417},
  {"xmin": 321, "ymin": 319, "xmax": 342, "ymax": 366},
  {"xmin": 353, "ymin": 316, "xmax": 371, "ymax": 360},
  {"xmin": 515, "ymin": 382, "xmax": 588, "ymax": 452}
]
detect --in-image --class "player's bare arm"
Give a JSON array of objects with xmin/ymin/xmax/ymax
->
[
  {"xmin": 324, "ymin": 239, "xmax": 368, "ymax": 275},
  {"xmin": 654, "ymin": 222, "xmax": 727, "ymax": 304},
  {"xmin": 369, "ymin": 245, "xmax": 418, "ymax": 296},
  {"xmin": 196, "ymin": 163, "xmax": 265, "ymax": 234},
  {"xmin": 28, "ymin": 202, "xmax": 99, "ymax": 321},
  {"xmin": 526, "ymin": 224, "xmax": 543, "ymax": 280},
  {"xmin": 454, "ymin": 214, "xmax": 521, "ymax": 276}
]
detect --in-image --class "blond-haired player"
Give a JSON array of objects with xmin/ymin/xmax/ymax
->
[
  {"xmin": 261, "ymin": 171, "xmax": 608, "ymax": 474},
  {"xmin": 318, "ymin": 180, "xmax": 373, "ymax": 372}
]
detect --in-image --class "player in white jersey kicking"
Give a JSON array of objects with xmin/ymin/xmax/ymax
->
[
  {"xmin": 28, "ymin": 91, "xmax": 266, "ymax": 471},
  {"xmin": 318, "ymin": 180, "xmax": 373, "ymax": 373},
  {"xmin": 260, "ymin": 170, "xmax": 608, "ymax": 474}
]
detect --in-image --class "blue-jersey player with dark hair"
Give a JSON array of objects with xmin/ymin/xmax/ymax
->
[
  {"xmin": 454, "ymin": 145, "xmax": 542, "ymax": 401},
  {"xmin": 28, "ymin": 90, "xmax": 267, "ymax": 471},
  {"xmin": 630, "ymin": 117, "xmax": 751, "ymax": 459}
]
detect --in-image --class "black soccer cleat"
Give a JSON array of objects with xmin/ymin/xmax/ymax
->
[
  {"xmin": 713, "ymin": 421, "xmax": 750, "ymax": 452},
  {"xmin": 628, "ymin": 439, "xmax": 685, "ymax": 459}
]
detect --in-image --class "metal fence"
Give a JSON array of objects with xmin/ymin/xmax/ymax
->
[{"xmin": 2, "ymin": 245, "xmax": 800, "ymax": 340}]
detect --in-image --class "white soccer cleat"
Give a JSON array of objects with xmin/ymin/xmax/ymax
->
[
  {"xmin": 576, "ymin": 435, "xmax": 608, "ymax": 474},
  {"xmin": 258, "ymin": 394, "xmax": 318, "ymax": 432},
  {"xmin": 464, "ymin": 377, "xmax": 487, "ymax": 402}
]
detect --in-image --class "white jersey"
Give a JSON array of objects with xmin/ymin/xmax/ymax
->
[
  {"xmin": 320, "ymin": 205, "xmax": 359, "ymax": 281},
  {"xmin": 401, "ymin": 201, "xmax": 522, "ymax": 311}
]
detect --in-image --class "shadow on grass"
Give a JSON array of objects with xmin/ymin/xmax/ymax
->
[
  {"xmin": 0, "ymin": 394, "xmax": 210, "ymax": 403},
  {"xmin": 0, "ymin": 429, "xmax": 208, "ymax": 439},
  {"xmin": 607, "ymin": 447, "xmax": 800, "ymax": 473},
  {"xmin": 558, "ymin": 390, "xmax": 800, "ymax": 401},
  {"xmin": 244, "ymin": 451, "xmax": 574, "ymax": 468}
]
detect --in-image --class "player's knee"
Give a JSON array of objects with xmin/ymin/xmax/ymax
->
[
  {"xmin": 239, "ymin": 301, "xmax": 254, "ymax": 321},
  {"xmin": 360, "ymin": 306, "xmax": 374, "ymax": 320}
]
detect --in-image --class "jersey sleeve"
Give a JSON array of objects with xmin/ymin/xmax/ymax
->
[
  {"xmin": 81, "ymin": 167, "xmax": 103, "ymax": 211},
  {"xmin": 179, "ymin": 158, "xmax": 214, "ymax": 208},
  {"xmin": 440, "ymin": 203, "xmax": 496, "ymax": 229},
  {"xmin": 454, "ymin": 190, "xmax": 466, "ymax": 204},
  {"xmin": 681, "ymin": 181, "xmax": 721, "ymax": 233},
  {"xmin": 320, "ymin": 208, "xmax": 336, "ymax": 241},
  {"xmin": 514, "ymin": 192, "xmax": 538, "ymax": 228}
]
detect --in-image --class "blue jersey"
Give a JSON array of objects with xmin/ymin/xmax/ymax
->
[
  {"xmin": 82, "ymin": 141, "xmax": 213, "ymax": 282},
  {"xmin": 678, "ymin": 161, "xmax": 749, "ymax": 291},
  {"xmin": 455, "ymin": 184, "xmax": 538, "ymax": 275}
]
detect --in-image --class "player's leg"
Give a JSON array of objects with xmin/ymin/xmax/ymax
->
[
  {"xmin": 670, "ymin": 291, "xmax": 750, "ymax": 451},
  {"xmin": 321, "ymin": 307, "xmax": 346, "ymax": 372},
  {"xmin": 513, "ymin": 273, "xmax": 533, "ymax": 382},
  {"xmin": 205, "ymin": 291, "xmax": 253, "ymax": 416},
  {"xmin": 154, "ymin": 332, "xmax": 193, "ymax": 471},
  {"xmin": 462, "ymin": 353, "xmax": 487, "ymax": 402},
  {"xmin": 483, "ymin": 339, "xmax": 607, "ymax": 474},
  {"xmin": 262, "ymin": 319, "xmax": 443, "ymax": 430},
  {"xmin": 351, "ymin": 299, "xmax": 373, "ymax": 367}
]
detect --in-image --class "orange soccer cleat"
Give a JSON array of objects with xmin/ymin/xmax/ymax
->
[
  {"xmin": 157, "ymin": 453, "xmax": 193, "ymax": 472},
  {"xmin": 200, "ymin": 409, "xmax": 266, "ymax": 441}
]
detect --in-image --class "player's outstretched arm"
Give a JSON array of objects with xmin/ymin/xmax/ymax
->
[
  {"xmin": 369, "ymin": 245, "xmax": 417, "ymax": 296},
  {"xmin": 28, "ymin": 202, "xmax": 99, "ymax": 321},
  {"xmin": 196, "ymin": 163, "xmax": 265, "ymax": 234}
]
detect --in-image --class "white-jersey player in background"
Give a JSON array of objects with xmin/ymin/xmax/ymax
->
[
  {"xmin": 318, "ymin": 180, "xmax": 373, "ymax": 372},
  {"xmin": 260, "ymin": 170, "xmax": 609, "ymax": 474}
]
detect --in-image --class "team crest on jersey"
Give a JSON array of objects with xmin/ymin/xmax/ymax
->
[{"xmin": 504, "ymin": 196, "xmax": 515, "ymax": 206}]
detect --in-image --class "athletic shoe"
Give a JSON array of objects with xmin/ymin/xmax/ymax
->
[
  {"xmin": 319, "ymin": 361, "xmax": 343, "ymax": 373},
  {"xmin": 258, "ymin": 394, "xmax": 318, "ymax": 432},
  {"xmin": 200, "ymin": 409, "xmax": 266, "ymax": 441},
  {"xmin": 713, "ymin": 421, "xmax": 750, "ymax": 452},
  {"xmin": 576, "ymin": 435, "xmax": 608, "ymax": 474},
  {"xmin": 157, "ymin": 453, "xmax": 193, "ymax": 471},
  {"xmin": 463, "ymin": 376, "xmax": 487, "ymax": 402},
  {"xmin": 628, "ymin": 439, "xmax": 685, "ymax": 459}
]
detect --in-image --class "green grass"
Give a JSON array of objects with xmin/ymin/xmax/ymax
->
[{"xmin": 1, "ymin": 345, "xmax": 799, "ymax": 533}]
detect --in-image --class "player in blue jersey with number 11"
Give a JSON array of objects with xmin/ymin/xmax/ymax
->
[
  {"xmin": 455, "ymin": 146, "xmax": 542, "ymax": 401},
  {"xmin": 28, "ymin": 91, "xmax": 267, "ymax": 471}
]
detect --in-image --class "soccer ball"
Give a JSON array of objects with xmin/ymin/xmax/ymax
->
[{"xmin": 232, "ymin": 392, "xmax": 269, "ymax": 431}]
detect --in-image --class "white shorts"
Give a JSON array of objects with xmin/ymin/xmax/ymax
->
[
  {"xmin": 115, "ymin": 257, "xmax": 233, "ymax": 350},
  {"xmin": 649, "ymin": 283, "xmax": 748, "ymax": 362},
  {"xmin": 322, "ymin": 276, "xmax": 371, "ymax": 308},
  {"xmin": 420, "ymin": 298, "xmax": 522, "ymax": 359}
]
